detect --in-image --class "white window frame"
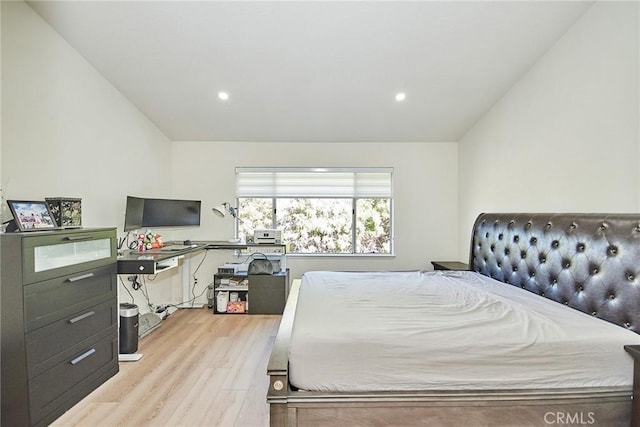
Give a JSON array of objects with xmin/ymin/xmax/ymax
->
[{"xmin": 236, "ymin": 167, "xmax": 394, "ymax": 256}]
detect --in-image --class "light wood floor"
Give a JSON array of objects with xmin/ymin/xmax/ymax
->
[{"xmin": 51, "ymin": 308, "xmax": 281, "ymax": 427}]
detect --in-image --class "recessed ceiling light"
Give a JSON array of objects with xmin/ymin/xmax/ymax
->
[
  {"xmin": 218, "ymin": 92, "xmax": 229, "ymax": 101},
  {"xmin": 395, "ymin": 92, "xmax": 406, "ymax": 102}
]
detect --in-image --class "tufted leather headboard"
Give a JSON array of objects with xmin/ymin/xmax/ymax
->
[{"xmin": 469, "ymin": 213, "xmax": 640, "ymax": 334}]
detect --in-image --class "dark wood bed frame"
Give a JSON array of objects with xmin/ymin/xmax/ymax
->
[{"xmin": 267, "ymin": 213, "xmax": 640, "ymax": 426}]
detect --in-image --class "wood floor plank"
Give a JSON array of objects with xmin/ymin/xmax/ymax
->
[{"xmin": 51, "ymin": 308, "xmax": 281, "ymax": 427}]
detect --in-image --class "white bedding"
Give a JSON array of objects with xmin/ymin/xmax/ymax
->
[{"xmin": 288, "ymin": 270, "xmax": 640, "ymax": 392}]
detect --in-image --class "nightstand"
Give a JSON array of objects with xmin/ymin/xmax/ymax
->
[{"xmin": 431, "ymin": 261, "xmax": 469, "ymax": 271}]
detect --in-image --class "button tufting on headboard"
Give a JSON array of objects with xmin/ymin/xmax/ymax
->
[{"xmin": 469, "ymin": 213, "xmax": 640, "ymax": 334}]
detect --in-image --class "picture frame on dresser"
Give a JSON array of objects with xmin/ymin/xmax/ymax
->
[{"xmin": 6, "ymin": 200, "xmax": 58, "ymax": 231}]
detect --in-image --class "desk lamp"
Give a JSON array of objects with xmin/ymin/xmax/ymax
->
[
  {"xmin": 212, "ymin": 202, "xmax": 243, "ymax": 243},
  {"xmin": 211, "ymin": 202, "xmax": 242, "ymax": 223}
]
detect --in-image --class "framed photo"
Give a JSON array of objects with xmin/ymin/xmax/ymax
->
[{"xmin": 6, "ymin": 200, "xmax": 58, "ymax": 231}]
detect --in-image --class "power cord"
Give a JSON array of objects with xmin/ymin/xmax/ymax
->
[
  {"xmin": 122, "ymin": 252, "xmax": 211, "ymax": 313},
  {"xmin": 139, "ymin": 274, "xmax": 154, "ymax": 312},
  {"xmin": 126, "ymin": 274, "xmax": 153, "ymax": 312},
  {"xmin": 192, "ymin": 249, "xmax": 208, "ymax": 280},
  {"xmin": 119, "ymin": 275, "xmax": 135, "ymax": 303},
  {"xmin": 191, "ymin": 250, "xmax": 208, "ymax": 303},
  {"xmin": 166, "ymin": 280, "xmax": 212, "ymax": 310},
  {"xmin": 128, "ymin": 275, "xmax": 142, "ymax": 290}
]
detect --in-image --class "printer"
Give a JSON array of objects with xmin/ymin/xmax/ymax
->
[{"xmin": 253, "ymin": 229, "xmax": 282, "ymax": 244}]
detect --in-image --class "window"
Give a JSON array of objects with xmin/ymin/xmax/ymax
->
[{"xmin": 236, "ymin": 168, "xmax": 393, "ymax": 254}]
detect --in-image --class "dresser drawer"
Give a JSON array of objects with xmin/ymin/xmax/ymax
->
[
  {"xmin": 26, "ymin": 299, "xmax": 117, "ymax": 378},
  {"xmin": 24, "ymin": 264, "xmax": 116, "ymax": 332},
  {"xmin": 22, "ymin": 229, "xmax": 116, "ymax": 284},
  {"xmin": 28, "ymin": 335, "xmax": 118, "ymax": 425}
]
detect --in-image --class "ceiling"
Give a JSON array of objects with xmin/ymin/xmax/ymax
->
[{"xmin": 27, "ymin": 1, "xmax": 594, "ymax": 143}]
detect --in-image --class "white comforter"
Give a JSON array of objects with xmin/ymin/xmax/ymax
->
[{"xmin": 288, "ymin": 270, "xmax": 640, "ymax": 392}]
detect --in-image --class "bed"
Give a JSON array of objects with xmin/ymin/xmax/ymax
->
[{"xmin": 267, "ymin": 213, "xmax": 640, "ymax": 426}]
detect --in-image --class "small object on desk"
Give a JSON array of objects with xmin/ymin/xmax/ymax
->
[
  {"xmin": 431, "ymin": 261, "xmax": 469, "ymax": 271},
  {"xmin": 183, "ymin": 239, "xmax": 193, "ymax": 246}
]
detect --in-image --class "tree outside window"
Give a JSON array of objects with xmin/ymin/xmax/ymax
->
[{"xmin": 238, "ymin": 197, "xmax": 391, "ymax": 254}]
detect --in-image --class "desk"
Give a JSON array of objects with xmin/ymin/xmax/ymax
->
[
  {"xmin": 117, "ymin": 241, "xmax": 285, "ymax": 274},
  {"xmin": 117, "ymin": 241, "xmax": 286, "ymax": 308},
  {"xmin": 117, "ymin": 243, "xmax": 211, "ymax": 308},
  {"xmin": 118, "ymin": 242, "xmax": 218, "ymax": 275}
]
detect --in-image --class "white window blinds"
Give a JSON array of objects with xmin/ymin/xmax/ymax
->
[{"xmin": 236, "ymin": 167, "xmax": 393, "ymax": 198}]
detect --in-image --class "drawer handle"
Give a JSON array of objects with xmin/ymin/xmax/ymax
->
[
  {"xmin": 68, "ymin": 273, "xmax": 95, "ymax": 282},
  {"xmin": 65, "ymin": 235, "xmax": 94, "ymax": 241},
  {"xmin": 70, "ymin": 348, "xmax": 96, "ymax": 365},
  {"xmin": 69, "ymin": 311, "xmax": 96, "ymax": 324}
]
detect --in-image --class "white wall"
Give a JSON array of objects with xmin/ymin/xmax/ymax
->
[
  {"xmin": 457, "ymin": 1, "xmax": 639, "ymax": 261},
  {"xmin": 1, "ymin": 2, "xmax": 174, "ymax": 312},
  {"xmin": 1, "ymin": 1, "xmax": 172, "ymax": 227},
  {"xmin": 170, "ymin": 141, "xmax": 459, "ymax": 285}
]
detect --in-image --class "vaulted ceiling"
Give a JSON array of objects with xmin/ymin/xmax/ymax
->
[{"xmin": 28, "ymin": 1, "xmax": 594, "ymax": 142}]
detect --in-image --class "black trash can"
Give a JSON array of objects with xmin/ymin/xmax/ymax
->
[{"xmin": 119, "ymin": 303, "xmax": 139, "ymax": 354}]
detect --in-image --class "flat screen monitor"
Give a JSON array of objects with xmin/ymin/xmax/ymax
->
[
  {"xmin": 142, "ymin": 198, "xmax": 201, "ymax": 228},
  {"xmin": 124, "ymin": 196, "xmax": 145, "ymax": 231},
  {"xmin": 124, "ymin": 196, "xmax": 201, "ymax": 231}
]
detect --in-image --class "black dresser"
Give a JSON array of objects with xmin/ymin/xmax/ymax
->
[{"xmin": 1, "ymin": 228, "xmax": 119, "ymax": 426}]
